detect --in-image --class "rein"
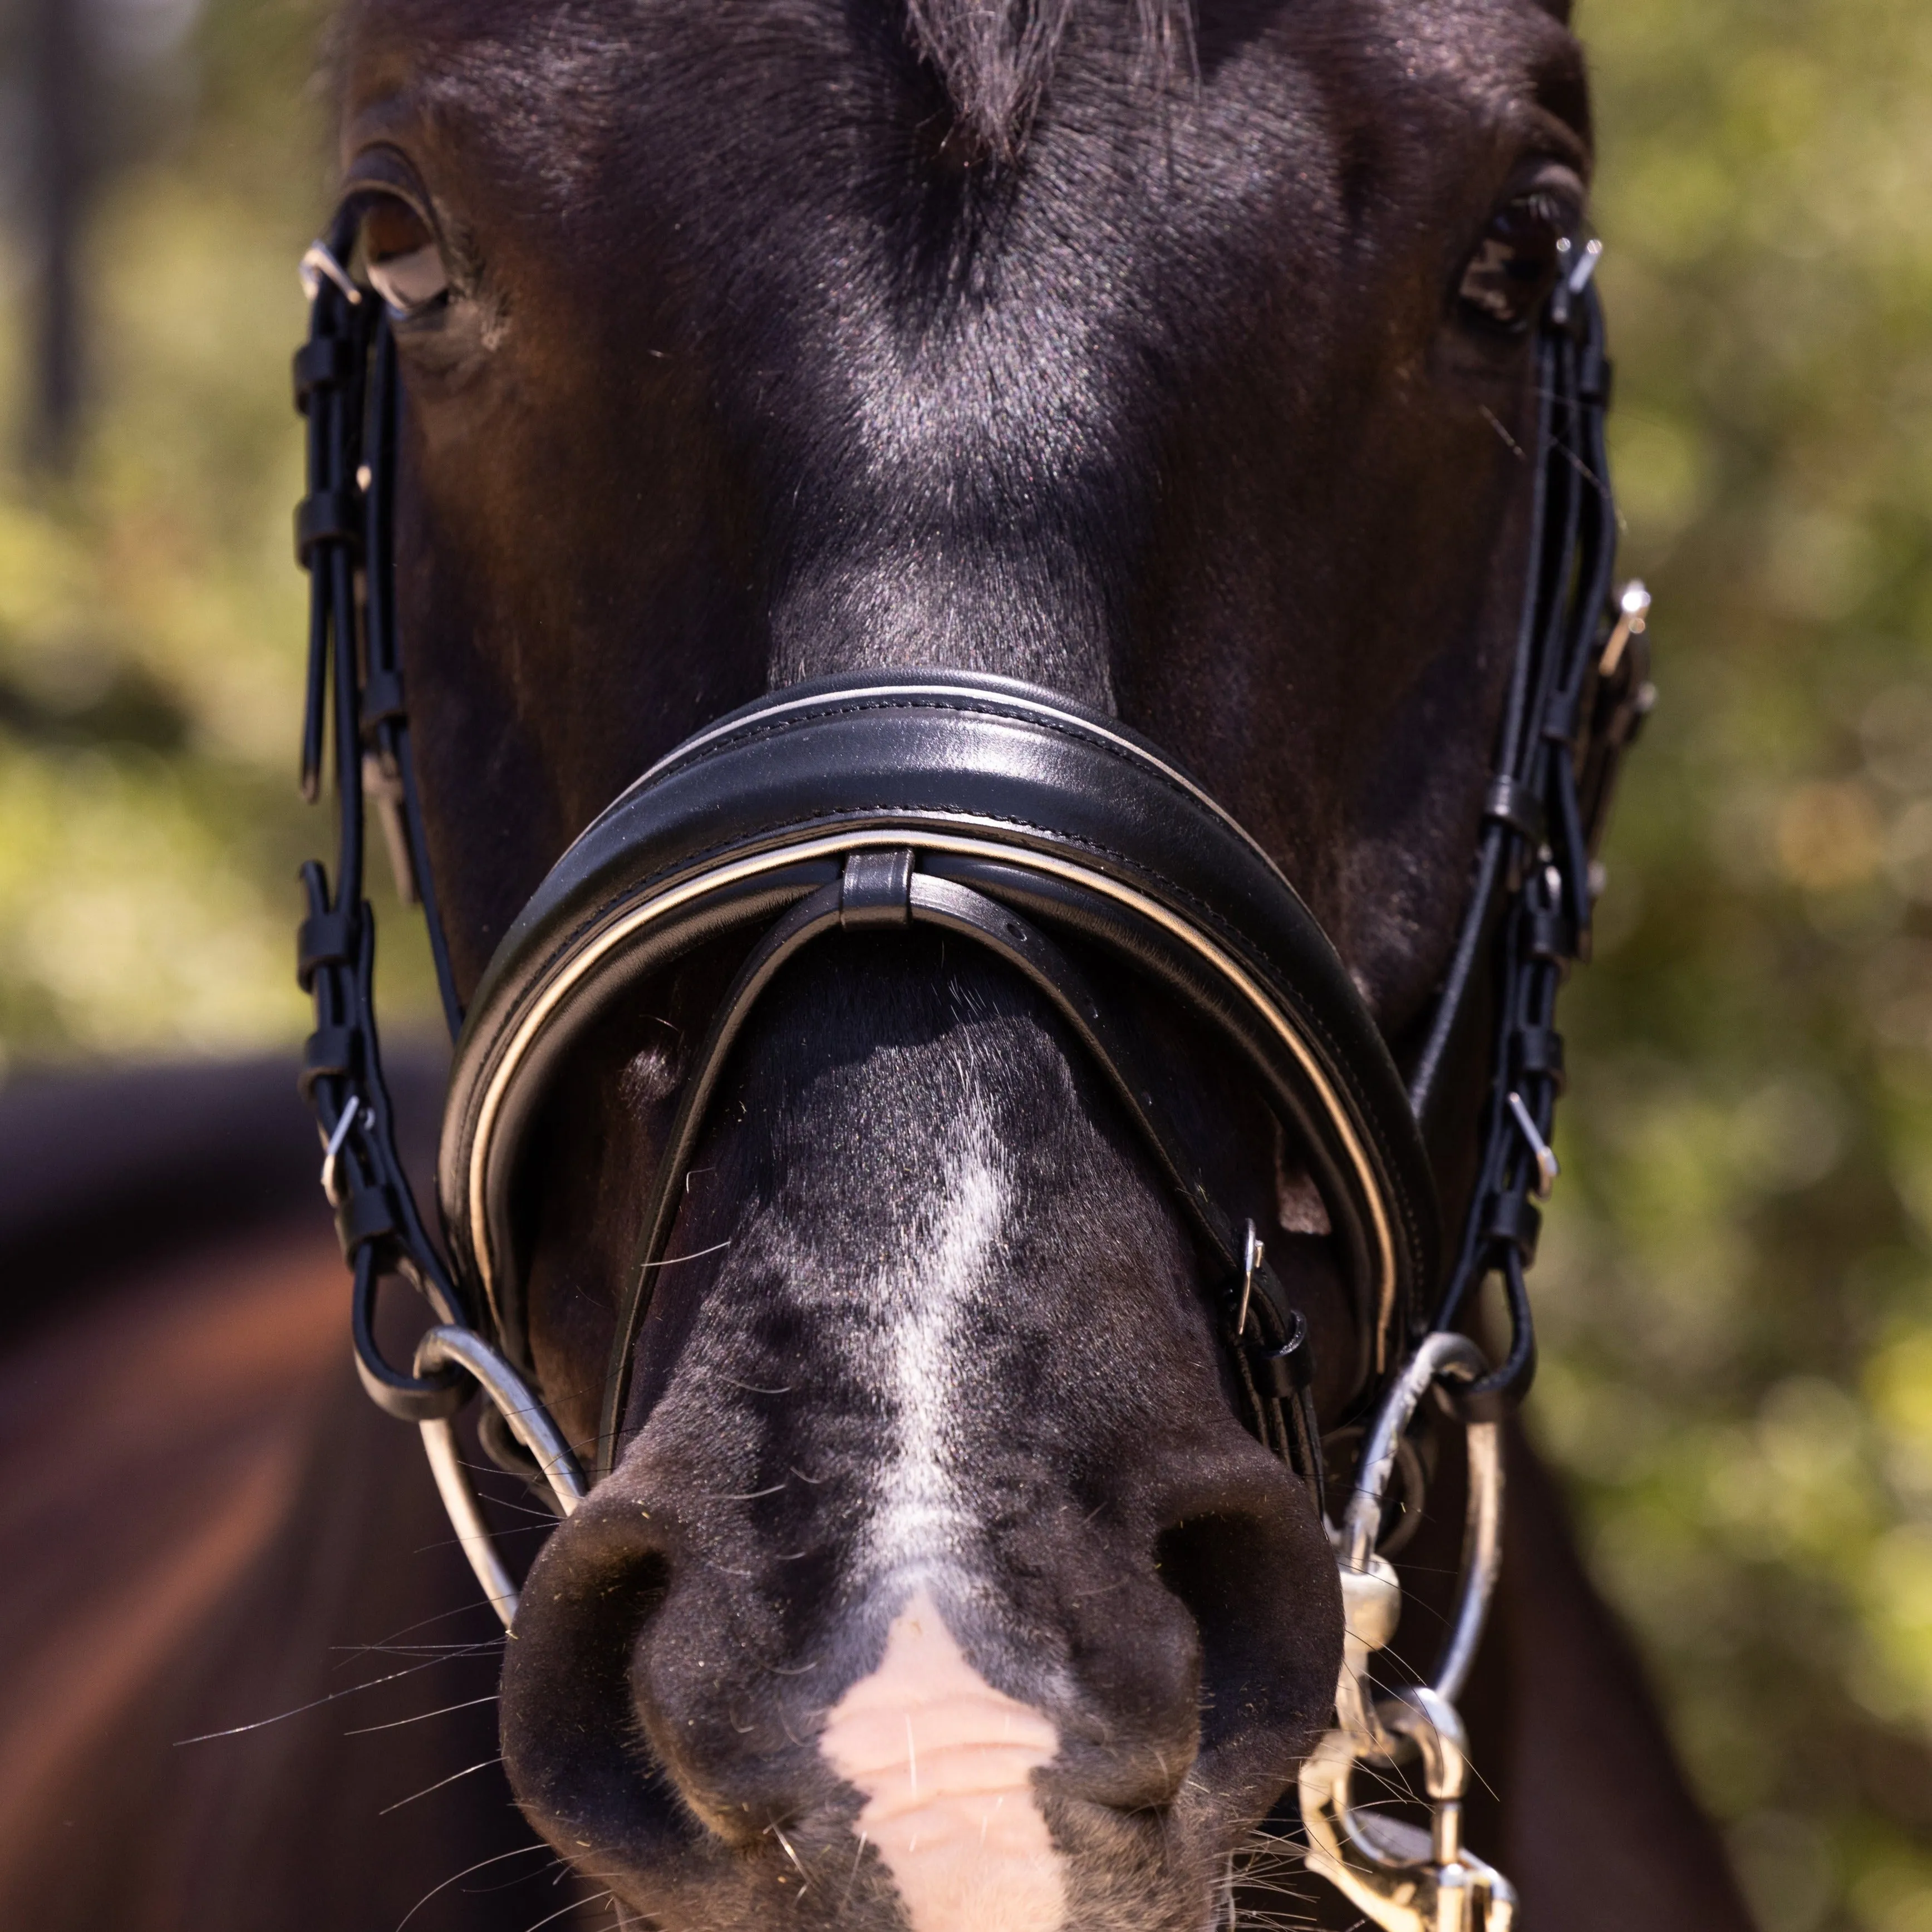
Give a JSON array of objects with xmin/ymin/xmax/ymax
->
[{"xmin": 288, "ymin": 213, "xmax": 1650, "ymax": 1926}]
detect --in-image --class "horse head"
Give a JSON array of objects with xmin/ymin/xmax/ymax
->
[{"xmin": 299, "ymin": 2, "xmax": 1618, "ymax": 1925}]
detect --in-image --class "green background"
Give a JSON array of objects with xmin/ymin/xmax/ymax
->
[{"xmin": 1, "ymin": 2, "xmax": 1926, "ymax": 1925}]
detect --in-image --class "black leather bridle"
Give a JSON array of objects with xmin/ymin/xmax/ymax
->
[
  {"xmin": 289, "ymin": 213, "xmax": 1650, "ymax": 1577},
  {"xmin": 443, "ymin": 672, "xmax": 1439, "ymax": 1499}
]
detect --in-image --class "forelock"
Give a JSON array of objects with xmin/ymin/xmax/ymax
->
[{"xmin": 902, "ymin": 0, "xmax": 1194, "ymax": 158}]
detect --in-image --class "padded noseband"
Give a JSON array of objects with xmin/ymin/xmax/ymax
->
[{"xmin": 437, "ymin": 672, "xmax": 1439, "ymax": 1478}]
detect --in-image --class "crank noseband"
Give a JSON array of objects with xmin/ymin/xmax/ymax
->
[{"xmin": 436, "ymin": 674, "xmax": 1440, "ymax": 1478}]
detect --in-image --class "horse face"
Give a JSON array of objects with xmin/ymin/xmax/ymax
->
[{"xmin": 334, "ymin": 1, "xmax": 1590, "ymax": 1924}]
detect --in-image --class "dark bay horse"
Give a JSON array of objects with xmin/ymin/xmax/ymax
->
[{"xmin": 1, "ymin": 2, "xmax": 1760, "ymax": 1928}]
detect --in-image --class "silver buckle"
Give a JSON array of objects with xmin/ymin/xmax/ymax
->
[
  {"xmin": 298, "ymin": 240, "xmax": 362, "ymax": 306},
  {"xmin": 318, "ymin": 1095, "xmax": 372, "ymax": 1207}
]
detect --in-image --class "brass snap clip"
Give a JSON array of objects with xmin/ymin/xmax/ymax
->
[{"xmin": 1300, "ymin": 1333, "xmax": 1517, "ymax": 1931}]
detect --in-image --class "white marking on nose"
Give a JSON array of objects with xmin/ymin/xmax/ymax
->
[
  {"xmin": 859, "ymin": 1110, "xmax": 1005, "ymax": 1592},
  {"xmin": 812, "ymin": 1104, "xmax": 1068, "ymax": 1926},
  {"xmin": 822, "ymin": 1590, "xmax": 1066, "ymax": 1932}
]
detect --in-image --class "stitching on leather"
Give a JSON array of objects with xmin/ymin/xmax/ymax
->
[
  {"xmin": 468, "ymin": 786, "xmax": 1429, "ymax": 1291},
  {"xmin": 680, "ymin": 697, "xmax": 1427, "ymax": 1264},
  {"xmin": 652, "ymin": 693, "xmax": 1282, "ymax": 873}
]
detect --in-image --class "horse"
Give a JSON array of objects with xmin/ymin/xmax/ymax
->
[{"xmin": 0, "ymin": 2, "xmax": 1761, "ymax": 1928}]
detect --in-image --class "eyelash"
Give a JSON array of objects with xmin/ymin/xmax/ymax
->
[{"xmin": 1512, "ymin": 188, "xmax": 1574, "ymax": 231}]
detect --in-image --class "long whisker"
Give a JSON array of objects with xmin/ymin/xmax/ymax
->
[
  {"xmin": 395, "ymin": 1843, "xmax": 555, "ymax": 1932},
  {"xmin": 1479, "ymin": 404, "xmax": 1527, "ymax": 461},
  {"xmin": 377, "ymin": 1754, "xmax": 504, "ymax": 1816},
  {"xmin": 345, "ymin": 1692, "xmax": 500, "ymax": 1736},
  {"xmin": 175, "ymin": 1655, "xmax": 468, "ymax": 1744},
  {"xmin": 769, "ymin": 1822, "xmax": 810, "ymax": 1895},
  {"xmin": 469, "ymin": 1854, "xmax": 573, "ymax": 1899},
  {"xmin": 332, "ymin": 1597, "xmax": 504, "ymax": 1664},
  {"xmin": 334, "ymin": 1639, "xmax": 504, "ymax": 1653},
  {"xmin": 411, "ymin": 1521, "xmax": 560, "ymax": 1558},
  {"xmin": 441, "ymin": 1464, "xmax": 572, "ymax": 1518},
  {"xmin": 519, "ymin": 1888, "xmax": 612, "ymax": 1932},
  {"xmin": 642, "ymin": 1238, "xmax": 733, "ymax": 1270}
]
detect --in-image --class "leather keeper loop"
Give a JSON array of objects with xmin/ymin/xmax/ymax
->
[
  {"xmin": 1483, "ymin": 774, "xmax": 1544, "ymax": 845},
  {"xmin": 1252, "ymin": 1332, "xmax": 1315, "ymax": 1400},
  {"xmin": 297, "ymin": 908, "xmax": 358, "ymax": 989},
  {"xmin": 361, "ymin": 668, "xmax": 407, "ymax": 730},
  {"xmin": 1577, "ymin": 345, "xmax": 1613, "ymax": 408},
  {"xmin": 294, "ymin": 488, "xmax": 364, "ymax": 565},
  {"xmin": 1485, "ymin": 1192, "xmax": 1542, "ymax": 1261},
  {"xmin": 336, "ymin": 1185, "xmax": 397, "ymax": 1256},
  {"xmin": 299, "ymin": 1025, "xmax": 358, "ymax": 1097},
  {"xmin": 1523, "ymin": 908, "xmax": 1575, "ymax": 963},
  {"xmin": 839, "ymin": 848, "xmax": 914, "ymax": 928},
  {"xmin": 1511, "ymin": 1026, "xmax": 1566, "ymax": 1090},
  {"xmin": 1541, "ymin": 687, "xmax": 1581, "ymax": 749},
  {"xmin": 292, "ymin": 337, "xmax": 356, "ymax": 409}
]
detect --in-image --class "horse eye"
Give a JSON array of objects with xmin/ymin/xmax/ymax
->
[
  {"xmin": 357, "ymin": 195, "xmax": 449, "ymax": 318},
  {"xmin": 1458, "ymin": 177, "xmax": 1584, "ymax": 331}
]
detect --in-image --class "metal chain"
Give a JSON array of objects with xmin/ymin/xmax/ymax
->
[{"xmin": 1301, "ymin": 1334, "xmax": 1516, "ymax": 1932}]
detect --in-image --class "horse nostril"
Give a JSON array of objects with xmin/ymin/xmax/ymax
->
[
  {"xmin": 499, "ymin": 1503, "xmax": 680, "ymax": 1863},
  {"xmin": 1155, "ymin": 1512, "xmax": 1326, "ymax": 1759}
]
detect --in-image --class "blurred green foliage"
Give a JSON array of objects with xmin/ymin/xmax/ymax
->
[
  {"xmin": 1549, "ymin": 2, "xmax": 1932, "ymax": 1927},
  {"xmin": 1, "ymin": 0, "xmax": 1929, "ymax": 1926},
  {"xmin": 0, "ymin": 0, "xmax": 429, "ymax": 1061}
]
